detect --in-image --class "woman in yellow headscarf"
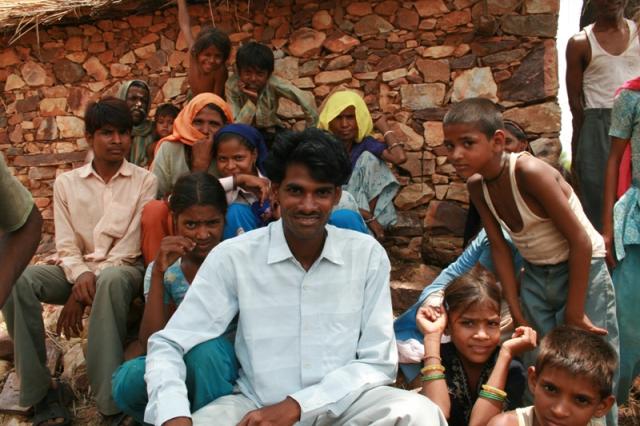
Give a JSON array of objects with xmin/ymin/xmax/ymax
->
[{"xmin": 318, "ymin": 90, "xmax": 407, "ymax": 239}]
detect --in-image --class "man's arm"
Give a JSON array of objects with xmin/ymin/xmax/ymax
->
[
  {"xmin": 516, "ymin": 156, "xmax": 605, "ymax": 335},
  {"xmin": 53, "ymin": 177, "xmax": 93, "ymax": 283},
  {"xmin": 145, "ymin": 244, "xmax": 238, "ymax": 425},
  {"xmin": 225, "ymin": 76, "xmax": 257, "ymax": 124},
  {"xmin": 96, "ymin": 173, "xmax": 158, "ymax": 271},
  {"xmin": 467, "ymin": 177, "xmax": 528, "ymax": 327},
  {"xmin": 0, "ymin": 206, "xmax": 42, "ymax": 307},
  {"xmin": 286, "ymin": 245, "xmax": 396, "ymax": 421},
  {"xmin": 274, "ymin": 77, "xmax": 318, "ymax": 127},
  {"xmin": 566, "ymin": 34, "xmax": 588, "ymax": 160}
]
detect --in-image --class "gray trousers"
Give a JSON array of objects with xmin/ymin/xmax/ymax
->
[
  {"xmin": 575, "ymin": 108, "xmax": 612, "ymax": 232},
  {"xmin": 1, "ymin": 264, "xmax": 143, "ymax": 415},
  {"xmin": 191, "ymin": 386, "xmax": 447, "ymax": 426}
]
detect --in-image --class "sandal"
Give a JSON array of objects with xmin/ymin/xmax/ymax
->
[{"xmin": 31, "ymin": 382, "xmax": 73, "ymax": 426}]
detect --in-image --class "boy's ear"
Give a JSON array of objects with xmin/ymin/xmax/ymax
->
[
  {"xmin": 491, "ymin": 129, "xmax": 506, "ymax": 152},
  {"xmin": 527, "ymin": 366, "xmax": 538, "ymax": 395},
  {"xmin": 333, "ymin": 186, "xmax": 342, "ymax": 207},
  {"xmin": 594, "ymin": 395, "xmax": 615, "ymax": 418},
  {"xmin": 270, "ymin": 182, "xmax": 280, "ymax": 201},
  {"xmin": 85, "ymin": 132, "xmax": 94, "ymax": 148}
]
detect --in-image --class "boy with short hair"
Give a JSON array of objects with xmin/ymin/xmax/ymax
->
[
  {"xmin": 177, "ymin": 0, "xmax": 231, "ymax": 97},
  {"xmin": 2, "ymin": 97, "xmax": 157, "ymax": 423},
  {"xmin": 225, "ymin": 42, "xmax": 318, "ymax": 146},
  {"xmin": 442, "ymin": 98, "xmax": 619, "ymax": 425},
  {"xmin": 488, "ymin": 325, "xmax": 616, "ymax": 426}
]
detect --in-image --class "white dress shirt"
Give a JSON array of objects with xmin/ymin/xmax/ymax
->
[{"xmin": 144, "ymin": 220, "xmax": 397, "ymax": 425}]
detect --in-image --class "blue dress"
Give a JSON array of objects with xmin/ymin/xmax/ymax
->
[{"xmin": 608, "ymin": 88, "xmax": 640, "ymax": 403}]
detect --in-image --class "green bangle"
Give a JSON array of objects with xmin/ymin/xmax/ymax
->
[
  {"xmin": 421, "ymin": 373, "xmax": 446, "ymax": 382},
  {"xmin": 479, "ymin": 389, "xmax": 506, "ymax": 402}
]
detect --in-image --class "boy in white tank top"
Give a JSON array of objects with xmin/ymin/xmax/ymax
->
[
  {"xmin": 487, "ymin": 326, "xmax": 615, "ymax": 426},
  {"xmin": 566, "ymin": 0, "xmax": 640, "ymax": 231},
  {"xmin": 443, "ymin": 98, "xmax": 620, "ymax": 425}
]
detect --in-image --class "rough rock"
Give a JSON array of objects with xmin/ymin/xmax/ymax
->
[
  {"xmin": 423, "ymin": 200, "xmax": 467, "ymax": 236},
  {"xmin": 391, "ymin": 122, "xmax": 424, "ymax": 151},
  {"xmin": 134, "ymin": 43, "xmax": 157, "ymax": 59},
  {"xmin": 500, "ymin": 43, "xmax": 556, "ymax": 103},
  {"xmin": 416, "ymin": 59, "xmax": 450, "ymax": 83},
  {"xmin": 323, "ymin": 32, "xmax": 360, "ymax": 54},
  {"xmin": 503, "ymin": 102, "xmax": 561, "ymax": 134},
  {"xmin": 353, "ymin": 15, "xmax": 394, "ymax": 36},
  {"xmin": 501, "ymin": 14, "xmax": 558, "ymax": 38},
  {"xmin": 530, "ymin": 137, "xmax": 562, "ymax": 167},
  {"xmin": 315, "ymin": 70, "xmax": 352, "ymax": 84},
  {"xmin": 451, "ymin": 67, "xmax": 498, "ymax": 103},
  {"xmin": 400, "ymin": 83, "xmax": 446, "ymax": 110},
  {"xmin": 422, "ymin": 235, "xmax": 464, "ymax": 267},
  {"xmin": 274, "ymin": 56, "xmax": 299, "ymax": 80},
  {"xmin": 375, "ymin": 1, "xmax": 399, "ymax": 16},
  {"xmin": 326, "ymin": 55, "xmax": 354, "ymax": 71},
  {"xmin": 0, "ymin": 48, "xmax": 20, "ymax": 67},
  {"xmin": 5, "ymin": 74, "xmax": 25, "ymax": 91},
  {"xmin": 288, "ymin": 28, "xmax": 326, "ymax": 58},
  {"xmin": 415, "ymin": 0, "xmax": 449, "ymax": 17},
  {"xmin": 396, "ymin": 8, "xmax": 419, "ymax": 31},
  {"xmin": 110, "ymin": 63, "xmax": 131, "ymax": 78},
  {"xmin": 20, "ymin": 61, "xmax": 47, "ymax": 86},
  {"xmin": 423, "ymin": 121, "xmax": 444, "ymax": 147},
  {"xmin": 39, "ymin": 98, "xmax": 67, "ymax": 116},
  {"xmin": 311, "ymin": 10, "xmax": 333, "ymax": 30},
  {"xmin": 525, "ymin": 0, "xmax": 560, "ymax": 14},
  {"xmin": 56, "ymin": 116, "xmax": 85, "ymax": 138},
  {"xmin": 346, "ymin": 2, "xmax": 373, "ymax": 16},
  {"xmin": 82, "ymin": 56, "xmax": 109, "ymax": 81},
  {"xmin": 162, "ymin": 77, "xmax": 187, "ymax": 99},
  {"xmin": 394, "ymin": 183, "xmax": 436, "ymax": 210},
  {"xmin": 445, "ymin": 182, "xmax": 469, "ymax": 203},
  {"xmin": 53, "ymin": 59, "xmax": 85, "ymax": 84},
  {"xmin": 422, "ymin": 46, "xmax": 456, "ymax": 59},
  {"xmin": 36, "ymin": 117, "xmax": 59, "ymax": 141}
]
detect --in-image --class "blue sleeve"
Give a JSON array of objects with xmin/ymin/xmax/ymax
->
[
  {"xmin": 609, "ymin": 90, "xmax": 637, "ymax": 140},
  {"xmin": 144, "ymin": 261, "xmax": 171, "ymax": 305},
  {"xmin": 362, "ymin": 136, "xmax": 387, "ymax": 158}
]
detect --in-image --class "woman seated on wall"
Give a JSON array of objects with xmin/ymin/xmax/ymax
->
[
  {"xmin": 318, "ymin": 90, "xmax": 407, "ymax": 239},
  {"xmin": 142, "ymin": 93, "xmax": 270, "ymax": 264}
]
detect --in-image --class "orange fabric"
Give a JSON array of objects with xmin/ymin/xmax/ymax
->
[
  {"xmin": 155, "ymin": 93, "xmax": 234, "ymax": 153},
  {"xmin": 141, "ymin": 199, "xmax": 175, "ymax": 265}
]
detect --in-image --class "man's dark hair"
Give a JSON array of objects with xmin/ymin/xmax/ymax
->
[
  {"xmin": 236, "ymin": 42, "xmax": 274, "ymax": 74},
  {"xmin": 84, "ymin": 97, "xmax": 133, "ymax": 135},
  {"xmin": 264, "ymin": 128, "xmax": 351, "ymax": 186},
  {"xmin": 443, "ymin": 97, "xmax": 504, "ymax": 140},
  {"xmin": 155, "ymin": 103, "xmax": 180, "ymax": 120},
  {"xmin": 192, "ymin": 27, "xmax": 231, "ymax": 61}
]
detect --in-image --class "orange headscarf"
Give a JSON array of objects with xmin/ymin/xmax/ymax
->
[{"xmin": 155, "ymin": 93, "xmax": 234, "ymax": 152}]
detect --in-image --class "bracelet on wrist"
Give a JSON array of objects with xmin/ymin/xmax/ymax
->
[
  {"xmin": 422, "ymin": 354, "xmax": 442, "ymax": 362},
  {"xmin": 387, "ymin": 142, "xmax": 405, "ymax": 151},
  {"xmin": 420, "ymin": 364, "xmax": 445, "ymax": 375},
  {"xmin": 364, "ymin": 216, "xmax": 377, "ymax": 224},
  {"xmin": 478, "ymin": 389, "xmax": 507, "ymax": 403},
  {"xmin": 481, "ymin": 384, "xmax": 507, "ymax": 399},
  {"xmin": 421, "ymin": 373, "xmax": 446, "ymax": 382}
]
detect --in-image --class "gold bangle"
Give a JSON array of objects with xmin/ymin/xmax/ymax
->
[
  {"xmin": 481, "ymin": 384, "xmax": 507, "ymax": 399},
  {"xmin": 420, "ymin": 364, "xmax": 445, "ymax": 375},
  {"xmin": 423, "ymin": 355, "xmax": 442, "ymax": 362}
]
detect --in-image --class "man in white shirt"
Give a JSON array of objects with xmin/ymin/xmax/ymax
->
[{"xmin": 144, "ymin": 128, "xmax": 446, "ymax": 425}]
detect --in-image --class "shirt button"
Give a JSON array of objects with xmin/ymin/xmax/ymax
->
[{"xmin": 303, "ymin": 362, "xmax": 311, "ymax": 369}]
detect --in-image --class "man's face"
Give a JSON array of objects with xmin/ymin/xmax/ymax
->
[
  {"xmin": 87, "ymin": 124, "xmax": 131, "ymax": 164},
  {"xmin": 273, "ymin": 163, "xmax": 341, "ymax": 243},
  {"xmin": 593, "ymin": 0, "xmax": 625, "ymax": 19},
  {"xmin": 126, "ymin": 85, "xmax": 150, "ymax": 125},
  {"xmin": 238, "ymin": 66, "xmax": 270, "ymax": 93},
  {"xmin": 529, "ymin": 366, "xmax": 614, "ymax": 426},
  {"xmin": 443, "ymin": 123, "xmax": 504, "ymax": 179},
  {"xmin": 329, "ymin": 106, "xmax": 358, "ymax": 143}
]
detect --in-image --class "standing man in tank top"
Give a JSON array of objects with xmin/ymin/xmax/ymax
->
[{"xmin": 566, "ymin": 0, "xmax": 640, "ymax": 232}]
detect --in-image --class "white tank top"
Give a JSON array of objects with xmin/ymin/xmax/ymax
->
[
  {"xmin": 583, "ymin": 19, "xmax": 640, "ymax": 109},
  {"xmin": 481, "ymin": 153, "xmax": 606, "ymax": 265},
  {"xmin": 516, "ymin": 406, "xmax": 604, "ymax": 426}
]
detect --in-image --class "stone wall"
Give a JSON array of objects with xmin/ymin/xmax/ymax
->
[{"xmin": 0, "ymin": 0, "xmax": 560, "ymax": 269}]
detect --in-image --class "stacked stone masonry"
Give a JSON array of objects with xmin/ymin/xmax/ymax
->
[{"xmin": 0, "ymin": 0, "xmax": 561, "ymax": 271}]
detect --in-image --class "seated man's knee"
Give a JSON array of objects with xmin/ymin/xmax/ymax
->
[
  {"xmin": 185, "ymin": 338, "xmax": 236, "ymax": 374},
  {"xmin": 96, "ymin": 267, "xmax": 137, "ymax": 299},
  {"xmin": 388, "ymin": 391, "xmax": 444, "ymax": 422}
]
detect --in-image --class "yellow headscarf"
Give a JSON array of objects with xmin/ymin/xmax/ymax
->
[{"xmin": 317, "ymin": 91, "xmax": 373, "ymax": 143}]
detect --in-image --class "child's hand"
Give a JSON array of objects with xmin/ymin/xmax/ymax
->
[
  {"xmin": 416, "ymin": 304, "xmax": 447, "ymax": 336},
  {"xmin": 191, "ymin": 136, "xmax": 215, "ymax": 171},
  {"xmin": 154, "ymin": 236, "xmax": 195, "ymax": 273},
  {"xmin": 238, "ymin": 81, "xmax": 259, "ymax": 103},
  {"xmin": 237, "ymin": 174, "xmax": 271, "ymax": 204},
  {"xmin": 501, "ymin": 326, "xmax": 537, "ymax": 358}
]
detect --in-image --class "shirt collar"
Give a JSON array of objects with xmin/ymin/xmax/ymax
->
[
  {"xmin": 267, "ymin": 220, "xmax": 344, "ymax": 266},
  {"xmin": 78, "ymin": 159, "xmax": 133, "ymax": 180}
]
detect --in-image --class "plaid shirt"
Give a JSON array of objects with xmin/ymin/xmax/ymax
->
[{"xmin": 225, "ymin": 74, "xmax": 318, "ymax": 129}]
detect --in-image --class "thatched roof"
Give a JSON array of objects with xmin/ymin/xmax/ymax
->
[{"xmin": 0, "ymin": 0, "xmax": 171, "ymax": 44}]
